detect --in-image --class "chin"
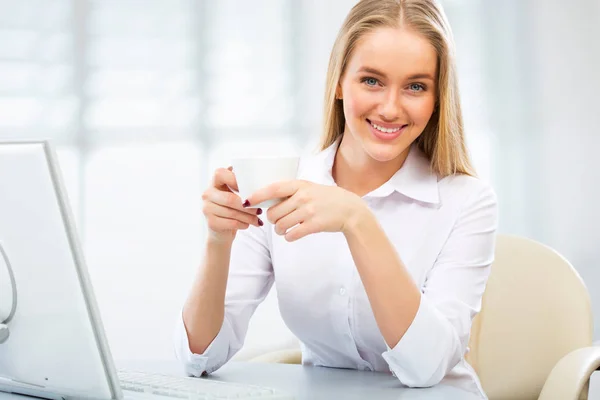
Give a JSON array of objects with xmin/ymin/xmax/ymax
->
[{"xmin": 362, "ymin": 140, "xmax": 408, "ymax": 163}]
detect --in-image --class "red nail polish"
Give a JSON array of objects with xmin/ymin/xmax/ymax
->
[
  {"xmin": 258, "ymin": 218, "xmax": 264, "ymax": 226},
  {"xmin": 243, "ymin": 200, "xmax": 250, "ymax": 208},
  {"xmin": 257, "ymin": 208, "xmax": 263, "ymax": 215}
]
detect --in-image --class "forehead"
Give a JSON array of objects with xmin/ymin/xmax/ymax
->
[{"xmin": 347, "ymin": 27, "xmax": 438, "ymax": 77}]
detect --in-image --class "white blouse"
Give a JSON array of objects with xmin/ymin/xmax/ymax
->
[{"xmin": 174, "ymin": 141, "xmax": 498, "ymax": 399}]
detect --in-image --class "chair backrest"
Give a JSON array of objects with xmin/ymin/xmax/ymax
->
[{"xmin": 466, "ymin": 235, "xmax": 594, "ymax": 399}]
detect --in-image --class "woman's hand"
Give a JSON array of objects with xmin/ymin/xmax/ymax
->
[
  {"xmin": 244, "ymin": 180, "xmax": 368, "ymax": 242},
  {"xmin": 202, "ymin": 167, "xmax": 263, "ymax": 244}
]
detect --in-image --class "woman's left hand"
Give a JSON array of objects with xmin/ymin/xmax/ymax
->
[{"xmin": 244, "ymin": 180, "xmax": 368, "ymax": 242}]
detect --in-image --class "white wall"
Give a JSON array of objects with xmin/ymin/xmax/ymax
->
[
  {"xmin": 484, "ymin": 0, "xmax": 600, "ymax": 340},
  {"xmin": 530, "ymin": 0, "xmax": 600, "ymax": 341}
]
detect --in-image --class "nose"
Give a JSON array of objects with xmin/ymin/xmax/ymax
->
[{"xmin": 379, "ymin": 89, "xmax": 402, "ymax": 122}]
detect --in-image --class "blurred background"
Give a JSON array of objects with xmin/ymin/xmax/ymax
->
[{"xmin": 0, "ymin": 0, "xmax": 598, "ymax": 364}]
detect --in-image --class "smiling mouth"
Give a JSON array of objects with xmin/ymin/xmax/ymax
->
[{"xmin": 366, "ymin": 119, "xmax": 408, "ymax": 133}]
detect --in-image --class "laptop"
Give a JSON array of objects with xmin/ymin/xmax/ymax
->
[{"xmin": 0, "ymin": 140, "xmax": 293, "ymax": 400}]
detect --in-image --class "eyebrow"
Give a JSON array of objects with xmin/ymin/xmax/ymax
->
[{"xmin": 357, "ymin": 66, "xmax": 435, "ymax": 81}]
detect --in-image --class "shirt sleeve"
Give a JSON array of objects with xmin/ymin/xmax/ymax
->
[
  {"xmin": 173, "ymin": 224, "xmax": 274, "ymax": 376},
  {"xmin": 382, "ymin": 183, "xmax": 498, "ymax": 387}
]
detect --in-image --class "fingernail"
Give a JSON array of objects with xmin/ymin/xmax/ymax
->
[
  {"xmin": 256, "ymin": 208, "xmax": 263, "ymax": 215},
  {"xmin": 258, "ymin": 218, "xmax": 264, "ymax": 226},
  {"xmin": 243, "ymin": 200, "xmax": 250, "ymax": 208}
]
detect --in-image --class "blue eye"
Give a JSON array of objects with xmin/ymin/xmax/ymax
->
[
  {"xmin": 362, "ymin": 77, "xmax": 379, "ymax": 87},
  {"xmin": 409, "ymin": 83, "xmax": 425, "ymax": 92}
]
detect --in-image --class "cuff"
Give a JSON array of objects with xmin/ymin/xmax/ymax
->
[
  {"xmin": 382, "ymin": 294, "xmax": 456, "ymax": 387},
  {"xmin": 173, "ymin": 311, "xmax": 232, "ymax": 377}
]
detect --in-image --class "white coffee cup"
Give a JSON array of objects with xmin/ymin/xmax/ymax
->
[{"xmin": 231, "ymin": 156, "xmax": 300, "ymax": 208}]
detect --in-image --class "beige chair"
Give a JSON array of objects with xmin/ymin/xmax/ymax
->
[{"xmin": 250, "ymin": 234, "xmax": 600, "ymax": 399}]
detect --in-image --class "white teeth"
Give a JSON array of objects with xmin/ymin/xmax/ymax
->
[{"xmin": 370, "ymin": 121, "xmax": 402, "ymax": 133}]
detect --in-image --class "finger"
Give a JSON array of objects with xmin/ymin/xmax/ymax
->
[
  {"xmin": 273, "ymin": 208, "xmax": 305, "ymax": 236},
  {"xmin": 266, "ymin": 196, "xmax": 298, "ymax": 225},
  {"xmin": 212, "ymin": 167, "xmax": 239, "ymax": 192},
  {"xmin": 207, "ymin": 216, "xmax": 250, "ymax": 232},
  {"xmin": 245, "ymin": 180, "xmax": 300, "ymax": 208},
  {"xmin": 202, "ymin": 188, "xmax": 259, "ymax": 215},
  {"xmin": 204, "ymin": 202, "xmax": 262, "ymax": 227},
  {"xmin": 284, "ymin": 221, "xmax": 321, "ymax": 242}
]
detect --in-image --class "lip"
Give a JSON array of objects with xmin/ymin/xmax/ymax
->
[
  {"xmin": 367, "ymin": 119, "xmax": 407, "ymax": 141},
  {"xmin": 368, "ymin": 119, "xmax": 406, "ymax": 129}
]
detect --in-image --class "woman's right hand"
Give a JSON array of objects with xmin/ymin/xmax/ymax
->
[{"xmin": 202, "ymin": 167, "xmax": 263, "ymax": 244}]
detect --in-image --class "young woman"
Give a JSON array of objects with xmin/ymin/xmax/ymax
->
[{"xmin": 176, "ymin": 0, "xmax": 497, "ymax": 397}]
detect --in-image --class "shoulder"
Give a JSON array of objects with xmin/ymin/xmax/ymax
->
[
  {"xmin": 437, "ymin": 174, "xmax": 498, "ymax": 218},
  {"xmin": 439, "ymin": 173, "xmax": 496, "ymax": 201}
]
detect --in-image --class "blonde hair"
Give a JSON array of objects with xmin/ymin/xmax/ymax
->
[{"xmin": 321, "ymin": 0, "xmax": 475, "ymax": 177}]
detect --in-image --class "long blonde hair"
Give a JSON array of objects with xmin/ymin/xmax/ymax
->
[{"xmin": 321, "ymin": 0, "xmax": 475, "ymax": 177}]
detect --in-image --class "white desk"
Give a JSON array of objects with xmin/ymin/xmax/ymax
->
[
  {"xmin": 195, "ymin": 361, "xmax": 484, "ymax": 399},
  {"xmin": 146, "ymin": 359, "xmax": 481, "ymax": 399}
]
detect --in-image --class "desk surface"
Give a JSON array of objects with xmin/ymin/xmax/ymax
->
[
  {"xmin": 121, "ymin": 360, "xmax": 483, "ymax": 400},
  {"xmin": 0, "ymin": 360, "xmax": 482, "ymax": 400}
]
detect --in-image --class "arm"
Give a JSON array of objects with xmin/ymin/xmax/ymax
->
[
  {"xmin": 342, "ymin": 209, "xmax": 421, "ymax": 350},
  {"xmin": 344, "ymin": 184, "xmax": 498, "ymax": 387},
  {"xmin": 175, "ymin": 225, "xmax": 273, "ymax": 376},
  {"xmin": 182, "ymin": 238, "xmax": 234, "ymax": 355}
]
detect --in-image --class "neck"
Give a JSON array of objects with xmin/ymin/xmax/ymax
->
[{"xmin": 332, "ymin": 132, "xmax": 410, "ymax": 197}]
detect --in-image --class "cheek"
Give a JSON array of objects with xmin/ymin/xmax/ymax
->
[
  {"xmin": 343, "ymin": 86, "xmax": 375, "ymax": 120},
  {"xmin": 405, "ymin": 96, "xmax": 436, "ymax": 125}
]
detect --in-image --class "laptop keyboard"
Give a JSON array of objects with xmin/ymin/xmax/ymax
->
[{"xmin": 118, "ymin": 370, "xmax": 293, "ymax": 400}]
